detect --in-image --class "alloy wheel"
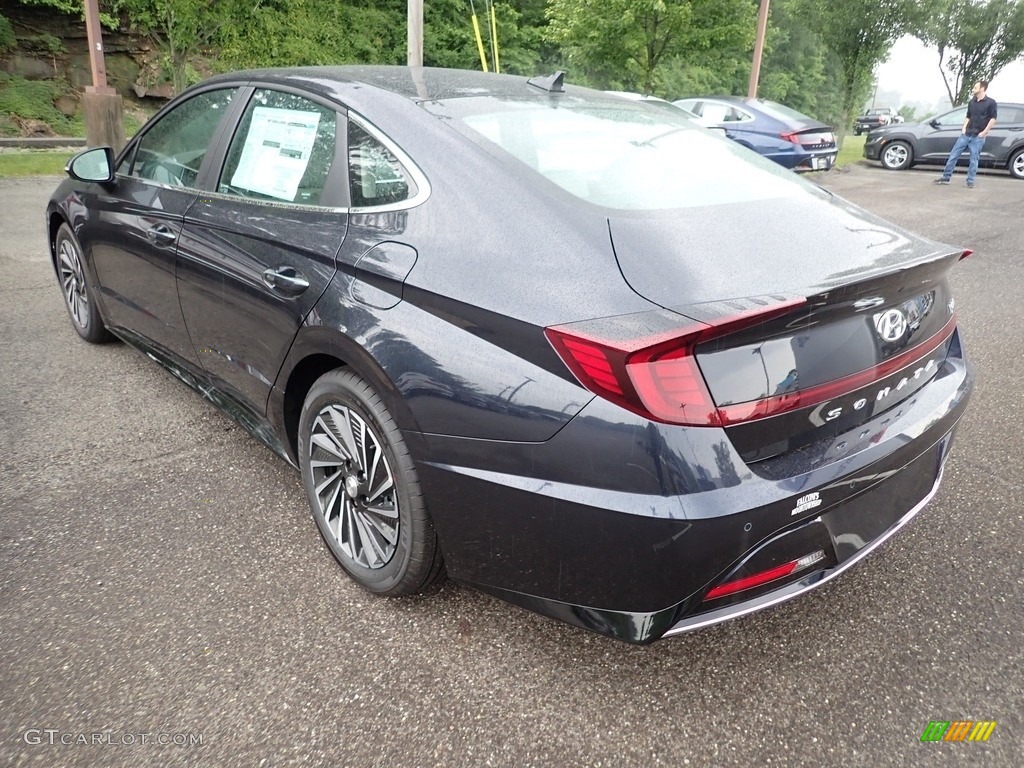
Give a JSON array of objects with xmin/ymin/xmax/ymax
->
[
  {"xmin": 882, "ymin": 143, "xmax": 909, "ymax": 169},
  {"xmin": 1012, "ymin": 151, "xmax": 1024, "ymax": 179},
  {"xmin": 58, "ymin": 237, "xmax": 89, "ymax": 329},
  {"xmin": 308, "ymin": 403, "xmax": 399, "ymax": 569}
]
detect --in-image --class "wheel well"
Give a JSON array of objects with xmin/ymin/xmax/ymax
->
[
  {"xmin": 282, "ymin": 354, "xmax": 347, "ymax": 460},
  {"xmin": 48, "ymin": 212, "xmax": 66, "ymax": 267}
]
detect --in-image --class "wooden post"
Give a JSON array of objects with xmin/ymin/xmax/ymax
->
[
  {"xmin": 408, "ymin": 0, "xmax": 424, "ymax": 67},
  {"xmin": 82, "ymin": 0, "xmax": 125, "ymax": 150},
  {"xmin": 747, "ymin": 0, "xmax": 771, "ymax": 99}
]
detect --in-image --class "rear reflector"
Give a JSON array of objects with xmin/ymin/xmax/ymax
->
[
  {"xmin": 545, "ymin": 299, "xmax": 806, "ymax": 427},
  {"xmin": 703, "ymin": 549, "xmax": 826, "ymax": 601}
]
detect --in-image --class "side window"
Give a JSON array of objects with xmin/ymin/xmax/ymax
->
[
  {"xmin": 219, "ymin": 89, "xmax": 338, "ymax": 205},
  {"xmin": 130, "ymin": 88, "xmax": 236, "ymax": 187},
  {"xmin": 936, "ymin": 107, "xmax": 967, "ymax": 127},
  {"xmin": 348, "ymin": 121, "xmax": 414, "ymax": 207},
  {"xmin": 700, "ymin": 102, "xmax": 731, "ymax": 123}
]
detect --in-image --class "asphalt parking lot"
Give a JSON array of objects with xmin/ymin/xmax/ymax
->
[{"xmin": 1, "ymin": 161, "xmax": 1021, "ymax": 767}]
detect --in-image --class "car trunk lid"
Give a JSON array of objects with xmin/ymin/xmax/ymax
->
[{"xmin": 606, "ymin": 195, "xmax": 965, "ymax": 462}]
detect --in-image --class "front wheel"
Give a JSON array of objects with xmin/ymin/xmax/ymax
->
[
  {"xmin": 880, "ymin": 140, "xmax": 913, "ymax": 171},
  {"xmin": 54, "ymin": 223, "xmax": 112, "ymax": 343},
  {"xmin": 1009, "ymin": 147, "xmax": 1024, "ymax": 180},
  {"xmin": 298, "ymin": 368, "xmax": 444, "ymax": 595}
]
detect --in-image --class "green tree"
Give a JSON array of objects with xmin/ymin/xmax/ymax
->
[
  {"xmin": 546, "ymin": 0, "xmax": 756, "ymax": 94},
  {"xmin": 757, "ymin": 0, "xmax": 844, "ymax": 125},
  {"xmin": 0, "ymin": 15, "xmax": 15, "ymax": 53},
  {"xmin": 216, "ymin": 0, "xmax": 545, "ymax": 75},
  {"xmin": 919, "ymin": 0, "xmax": 1024, "ymax": 105},
  {"xmin": 423, "ymin": 0, "xmax": 545, "ymax": 73},
  {"xmin": 797, "ymin": 0, "xmax": 934, "ymax": 141},
  {"xmin": 217, "ymin": 0, "xmax": 404, "ymax": 70},
  {"xmin": 897, "ymin": 104, "xmax": 918, "ymax": 122},
  {"xmin": 122, "ymin": 0, "xmax": 258, "ymax": 93},
  {"xmin": 14, "ymin": 0, "xmax": 121, "ymax": 27}
]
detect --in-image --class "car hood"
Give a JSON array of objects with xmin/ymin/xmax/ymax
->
[{"xmin": 607, "ymin": 189, "xmax": 955, "ymax": 313}]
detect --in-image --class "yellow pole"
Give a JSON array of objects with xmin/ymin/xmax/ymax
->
[
  {"xmin": 490, "ymin": 2, "xmax": 500, "ymax": 74},
  {"xmin": 472, "ymin": 13, "xmax": 489, "ymax": 72}
]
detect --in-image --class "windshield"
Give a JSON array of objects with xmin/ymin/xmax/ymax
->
[{"xmin": 425, "ymin": 95, "xmax": 808, "ymax": 211}]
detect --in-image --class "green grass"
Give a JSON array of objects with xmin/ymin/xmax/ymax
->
[
  {"xmin": 0, "ymin": 151, "xmax": 74, "ymax": 178},
  {"xmin": 836, "ymin": 134, "xmax": 866, "ymax": 169}
]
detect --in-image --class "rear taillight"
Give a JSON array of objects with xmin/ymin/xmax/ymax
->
[
  {"xmin": 780, "ymin": 131, "xmax": 801, "ymax": 144},
  {"xmin": 545, "ymin": 299, "xmax": 806, "ymax": 427}
]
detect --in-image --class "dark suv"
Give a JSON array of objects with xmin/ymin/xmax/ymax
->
[
  {"xmin": 854, "ymin": 108, "xmax": 896, "ymax": 135},
  {"xmin": 864, "ymin": 103, "xmax": 1024, "ymax": 178}
]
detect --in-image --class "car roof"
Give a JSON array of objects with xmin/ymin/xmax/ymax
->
[{"xmin": 201, "ymin": 65, "xmax": 595, "ymax": 104}]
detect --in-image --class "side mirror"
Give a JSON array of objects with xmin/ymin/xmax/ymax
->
[
  {"xmin": 928, "ymin": 119, "xmax": 941, "ymax": 129},
  {"xmin": 66, "ymin": 147, "xmax": 115, "ymax": 184}
]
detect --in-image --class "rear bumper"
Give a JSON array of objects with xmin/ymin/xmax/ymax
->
[
  {"xmin": 766, "ymin": 149, "xmax": 836, "ymax": 171},
  {"xmin": 411, "ymin": 339, "xmax": 973, "ymax": 643},
  {"xmin": 664, "ymin": 444, "xmax": 949, "ymax": 636}
]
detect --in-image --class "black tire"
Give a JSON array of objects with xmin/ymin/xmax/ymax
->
[
  {"xmin": 1009, "ymin": 147, "xmax": 1024, "ymax": 180},
  {"xmin": 854, "ymin": 128, "xmax": 862, "ymax": 136},
  {"xmin": 54, "ymin": 223, "xmax": 112, "ymax": 343},
  {"xmin": 298, "ymin": 368, "xmax": 444, "ymax": 595},
  {"xmin": 880, "ymin": 140, "xmax": 913, "ymax": 171}
]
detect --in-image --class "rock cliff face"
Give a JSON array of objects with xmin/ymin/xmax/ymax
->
[{"xmin": 1, "ymin": 5, "xmax": 175, "ymax": 104}]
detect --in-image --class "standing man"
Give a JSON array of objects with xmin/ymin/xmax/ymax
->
[{"xmin": 935, "ymin": 80, "xmax": 997, "ymax": 188}]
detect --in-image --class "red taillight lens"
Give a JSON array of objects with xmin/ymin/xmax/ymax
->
[
  {"xmin": 703, "ymin": 550, "xmax": 826, "ymax": 601},
  {"xmin": 959, "ymin": 249, "xmax": 973, "ymax": 260},
  {"xmin": 545, "ymin": 299, "xmax": 806, "ymax": 427},
  {"xmin": 544, "ymin": 326, "xmax": 721, "ymax": 426},
  {"xmin": 780, "ymin": 131, "xmax": 801, "ymax": 144}
]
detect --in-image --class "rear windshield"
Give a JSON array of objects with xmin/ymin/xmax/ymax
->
[
  {"xmin": 752, "ymin": 99, "xmax": 819, "ymax": 125},
  {"xmin": 424, "ymin": 95, "xmax": 809, "ymax": 211}
]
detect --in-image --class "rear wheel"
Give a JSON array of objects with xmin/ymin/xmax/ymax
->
[
  {"xmin": 1009, "ymin": 147, "xmax": 1024, "ymax": 180},
  {"xmin": 55, "ymin": 223, "xmax": 112, "ymax": 343},
  {"xmin": 880, "ymin": 140, "xmax": 913, "ymax": 171},
  {"xmin": 298, "ymin": 368, "xmax": 444, "ymax": 595}
]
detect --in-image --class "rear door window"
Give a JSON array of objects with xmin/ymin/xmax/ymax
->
[{"xmin": 218, "ymin": 89, "xmax": 339, "ymax": 206}]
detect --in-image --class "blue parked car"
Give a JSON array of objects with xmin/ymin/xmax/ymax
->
[{"xmin": 674, "ymin": 96, "xmax": 837, "ymax": 171}]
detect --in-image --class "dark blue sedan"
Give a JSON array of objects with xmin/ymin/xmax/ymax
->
[
  {"xmin": 675, "ymin": 96, "xmax": 837, "ymax": 171},
  {"xmin": 47, "ymin": 67, "xmax": 970, "ymax": 643}
]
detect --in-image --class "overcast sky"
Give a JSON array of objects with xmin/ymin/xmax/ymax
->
[{"xmin": 876, "ymin": 35, "xmax": 1024, "ymax": 110}]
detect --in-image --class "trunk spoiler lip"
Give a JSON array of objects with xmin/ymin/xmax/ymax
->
[{"xmin": 662, "ymin": 247, "xmax": 967, "ymax": 326}]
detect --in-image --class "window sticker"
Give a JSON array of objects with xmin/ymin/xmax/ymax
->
[{"xmin": 230, "ymin": 107, "xmax": 322, "ymax": 201}]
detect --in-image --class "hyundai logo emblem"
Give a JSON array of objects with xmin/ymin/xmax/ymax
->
[{"xmin": 873, "ymin": 309, "xmax": 908, "ymax": 342}]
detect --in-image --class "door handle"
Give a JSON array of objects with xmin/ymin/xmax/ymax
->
[
  {"xmin": 262, "ymin": 266, "xmax": 310, "ymax": 296},
  {"xmin": 147, "ymin": 224, "xmax": 177, "ymax": 246}
]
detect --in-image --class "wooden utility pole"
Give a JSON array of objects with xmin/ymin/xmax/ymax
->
[
  {"xmin": 747, "ymin": 0, "xmax": 771, "ymax": 98},
  {"xmin": 408, "ymin": 0, "xmax": 423, "ymax": 67},
  {"xmin": 83, "ymin": 0, "xmax": 125, "ymax": 150}
]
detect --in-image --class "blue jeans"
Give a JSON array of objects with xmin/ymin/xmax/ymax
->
[{"xmin": 941, "ymin": 134, "xmax": 985, "ymax": 183}]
